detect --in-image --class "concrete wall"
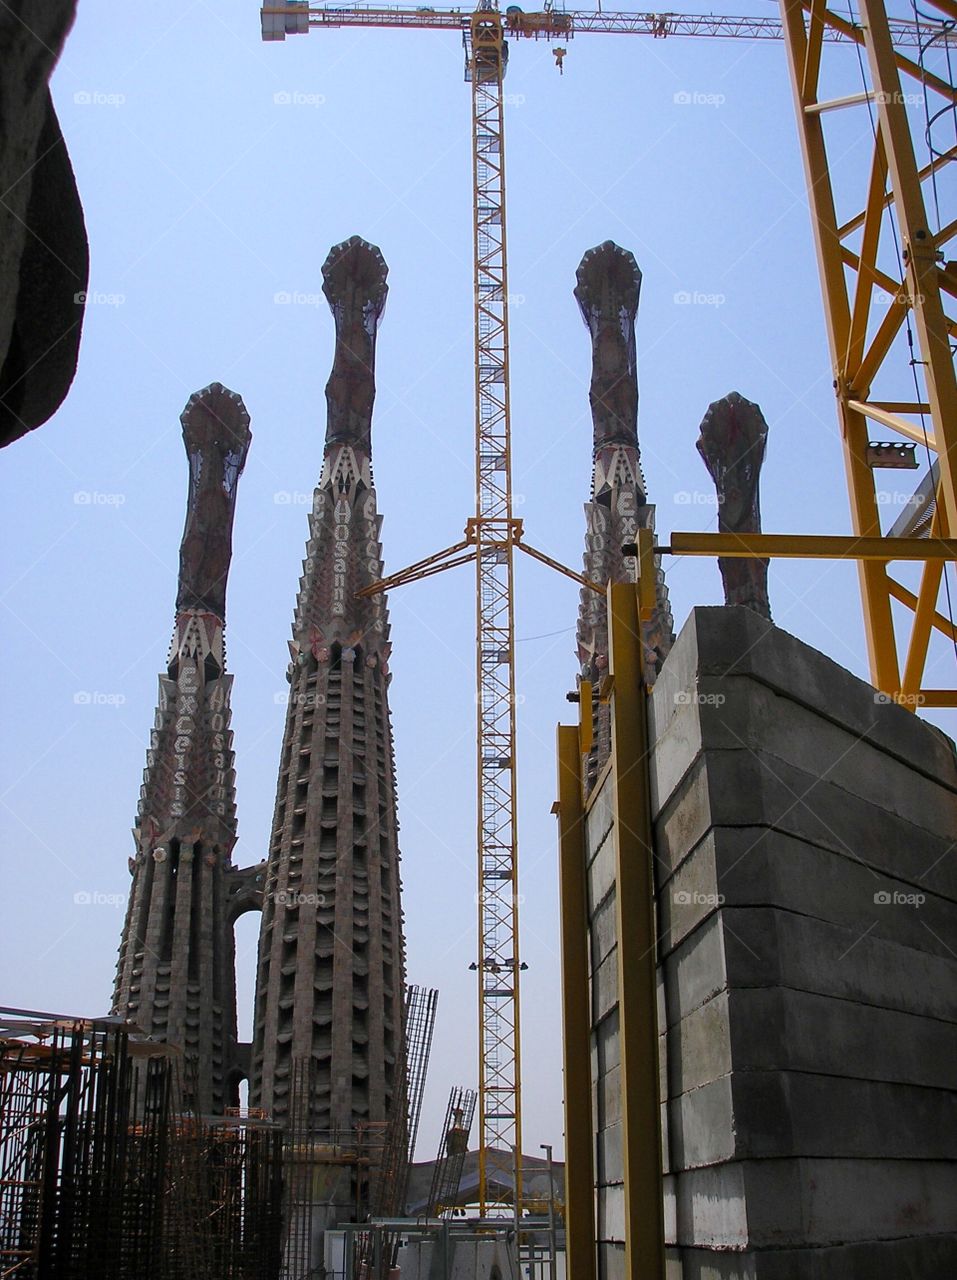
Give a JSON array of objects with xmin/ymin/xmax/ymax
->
[{"xmin": 584, "ymin": 606, "xmax": 957, "ymax": 1279}]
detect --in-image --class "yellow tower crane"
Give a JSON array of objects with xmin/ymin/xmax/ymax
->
[{"xmin": 262, "ymin": 0, "xmax": 957, "ymax": 1220}]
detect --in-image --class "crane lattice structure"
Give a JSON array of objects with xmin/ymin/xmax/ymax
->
[{"xmin": 261, "ymin": 0, "xmax": 957, "ymax": 1215}]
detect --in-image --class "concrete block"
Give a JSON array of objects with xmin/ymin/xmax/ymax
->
[
  {"xmin": 670, "ymin": 1161, "xmax": 748, "ymax": 1248},
  {"xmin": 718, "ymin": 907, "xmax": 957, "ymax": 1023},
  {"xmin": 657, "ymin": 824, "xmax": 957, "ymax": 960},
  {"xmin": 597, "ymin": 1241, "xmax": 626, "ymax": 1280},
  {"xmin": 590, "ymin": 893, "xmax": 618, "ymax": 970},
  {"xmin": 587, "ymin": 833, "xmax": 616, "ymax": 915},
  {"xmin": 660, "ymin": 989, "xmax": 732, "ymax": 1097},
  {"xmin": 654, "ymin": 749, "xmax": 957, "ymax": 916},
  {"xmin": 673, "ymin": 1251, "xmax": 757, "ymax": 1280},
  {"xmin": 592, "ymin": 951, "xmax": 618, "ymax": 1024},
  {"xmin": 597, "ymin": 1119, "xmax": 623, "ymax": 1185},
  {"xmin": 661, "ymin": 911, "xmax": 728, "ymax": 1029},
  {"xmin": 741, "ymin": 1156, "xmax": 957, "ymax": 1247},
  {"xmin": 747, "ymin": 1233, "xmax": 957, "ymax": 1280},
  {"xmin": 597, "ymin": 1062, "xmax": 621, "ymax": 1128},
  {"xmin": 657, "ymin": 607, "xmax": 957, "ymax": 786},
  {"xmin": 726, "ymin": 986, "xmax": 957, "ymax": 1089},
  {"xmin": 668, "ymin": 1075, "xmax": 736, "ymax": 1169},
  {"xmin": 658, "ymin": 670, "xmax": 957, "ymax": 837},
  {"xmin": 733, "ymin": 1071, "xmax": 957, "ymax": 1159},
  {"xmin": 596, "ymin": 1007, "xmax": 620, "ymax": 1074},
  {"xmin": 586, "ymin": 774, "xmax": 614, "ymax": 861},
  {"xmin": 598, "ymin": 1182, "xmax": 625, "ymax": 1242}
]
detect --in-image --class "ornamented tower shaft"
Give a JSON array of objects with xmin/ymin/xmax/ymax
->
[
  {"xmin": 113, "ymin": 383, "xmax": 252, "ymax": 1115},
  {"xmin": 250, "ymin": 237, "xmax": 406, "ymax": 1135},
  {"xmin": 697, "ymin": 390, "xmax": 772, "ymax": 619},
  {"xmin": 575, "ymin": 242, "xmax": 673, "ymax": 792}
]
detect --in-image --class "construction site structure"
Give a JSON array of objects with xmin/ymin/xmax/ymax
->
[
  {"xmin": 250, "ymin": 239, "xmax": 407, "ymax": 1217},
  {"xmin": 0, "ymin": 1007, "xmax": 284, "ymax": 1280},
  {"xmin": 427, "ymin": 1087, "xmax": 478, "ymax": 1217},
  {"xmin": 112, "ymin": 383, "xmax": 257, "ymax": 1117},
  {"xmin": 371, "ymin": 984, "xmax": 439, "ymax": 1218},
  {"xmin": 263, "ymin": 0, "xmax": 957, "ymax": 1219}
]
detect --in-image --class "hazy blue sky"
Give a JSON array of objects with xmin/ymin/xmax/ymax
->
[{"xmin": 1, "ymin": 0, "xmax": 953, "ymax": 1160}]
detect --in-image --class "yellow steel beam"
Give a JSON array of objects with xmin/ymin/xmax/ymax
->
[
  {"xmin": 665, "ymin": 532, "xmax": 957, "ymax": 560},
  {"xmin": 356, "ymin": 538, "xmax": 474, "ymax": 597},
  {"xmin": 859, "ymin": 0, "xmax": 957, "ymax": 536},
  {"xmin": 902, "ymin": 563, "xmax": 945, "ymax": 699},
  {"xmin": 887, "ymin": 577, "xmax": 957, "ymax": 641},
  {"xmin": 847, "ymin": 400, "xmax": 938, "ymax": 452},
  {"xmin": 516, "ymin": 538, "xmax": 604, "ymax": 593},
  {"xmin": 606, "ymin": 582, "xmax": 665, "ymax": 1279},
  {"xmin": 846, "ymin": 127, "xmax": 888, "ymax": 376},
  {"xmin": 838, "ymin": 145, "xmax": 957, "ymax": 238},
  {"xmin": 836, "ymin": 245, "xmax": 957, "ymax": 338},
  {"xmin": 555, "ymin": 723, "xmax": 597, "ymax": 1280},
  {"xmin": 919, "ymin": 690, "xmax": 957, "ymax": 707},
  {"xmin": 807, "ymin": 4, "xmax": 957, "ymax": 100}
]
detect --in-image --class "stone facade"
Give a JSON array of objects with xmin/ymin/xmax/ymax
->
[{"xmin": 584, "ymin": 606, "xmax": 957, "ymax": 1278}]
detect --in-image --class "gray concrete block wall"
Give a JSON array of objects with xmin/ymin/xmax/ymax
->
[{"xmin": 584, "ymin": 606, "xmax": 957, "ymax": 1279}]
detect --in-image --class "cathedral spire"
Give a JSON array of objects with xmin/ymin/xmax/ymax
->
[
  {"xmin": 250, "ymin": 237, "xmax": 406, "ymax": 1203},
  {"xmin": 574, "ymin": 243, "xmax": 673, "ymax": 792},
  {"xmin": 113, "ymin": 382, "xmax": 251, "ymax": 1115}
]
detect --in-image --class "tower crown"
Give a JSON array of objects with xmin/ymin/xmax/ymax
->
[{"xmin": 322, "ymin": 236, "xmax": 389, "ymax": 456}]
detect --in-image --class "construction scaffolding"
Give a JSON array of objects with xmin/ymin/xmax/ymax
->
[
  {"xmin": 427, "ymin": 1088, "xmax": 477, "ymax": 1218},
  {"xmin": 0, "ymin": 1008, "xmax": 284, "ymax": 1280},
  {"xmin": 355, "ymin": 985, "xmax": 438, "ymax": 1280}
]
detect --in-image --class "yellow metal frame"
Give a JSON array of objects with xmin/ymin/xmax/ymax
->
[
  {"xmin": 554, "ymin": 724, "xmax": 597, "ymax": 1280},
  {"xmin": 607, "ymin": 581, "xmax": 665, "ymax": 1277},
  {"xmin": 780, "ymin": 0, "xmax": 957, "ymax": 704}
]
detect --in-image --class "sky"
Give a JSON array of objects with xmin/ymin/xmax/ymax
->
[{"xmin": 1, "ymin": 0, "xmax": 954, "ymax": 1162}]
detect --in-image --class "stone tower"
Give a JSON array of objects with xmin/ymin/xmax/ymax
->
[
  {"xmin": 575, "ymin": 241, "xmax": 673, "ymax": 791},
  {"xmin": 250, "ymin": 237, "xmax": 406, "ymax": 1137},
  {"xmin": 113, "ymin": 382, "xmax": 252, "ymax": 1115}
]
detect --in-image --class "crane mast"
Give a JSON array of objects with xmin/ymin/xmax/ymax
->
[{"xmin": 466, "ymin": 6, "xmax": 523, "ymax": 1215}]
